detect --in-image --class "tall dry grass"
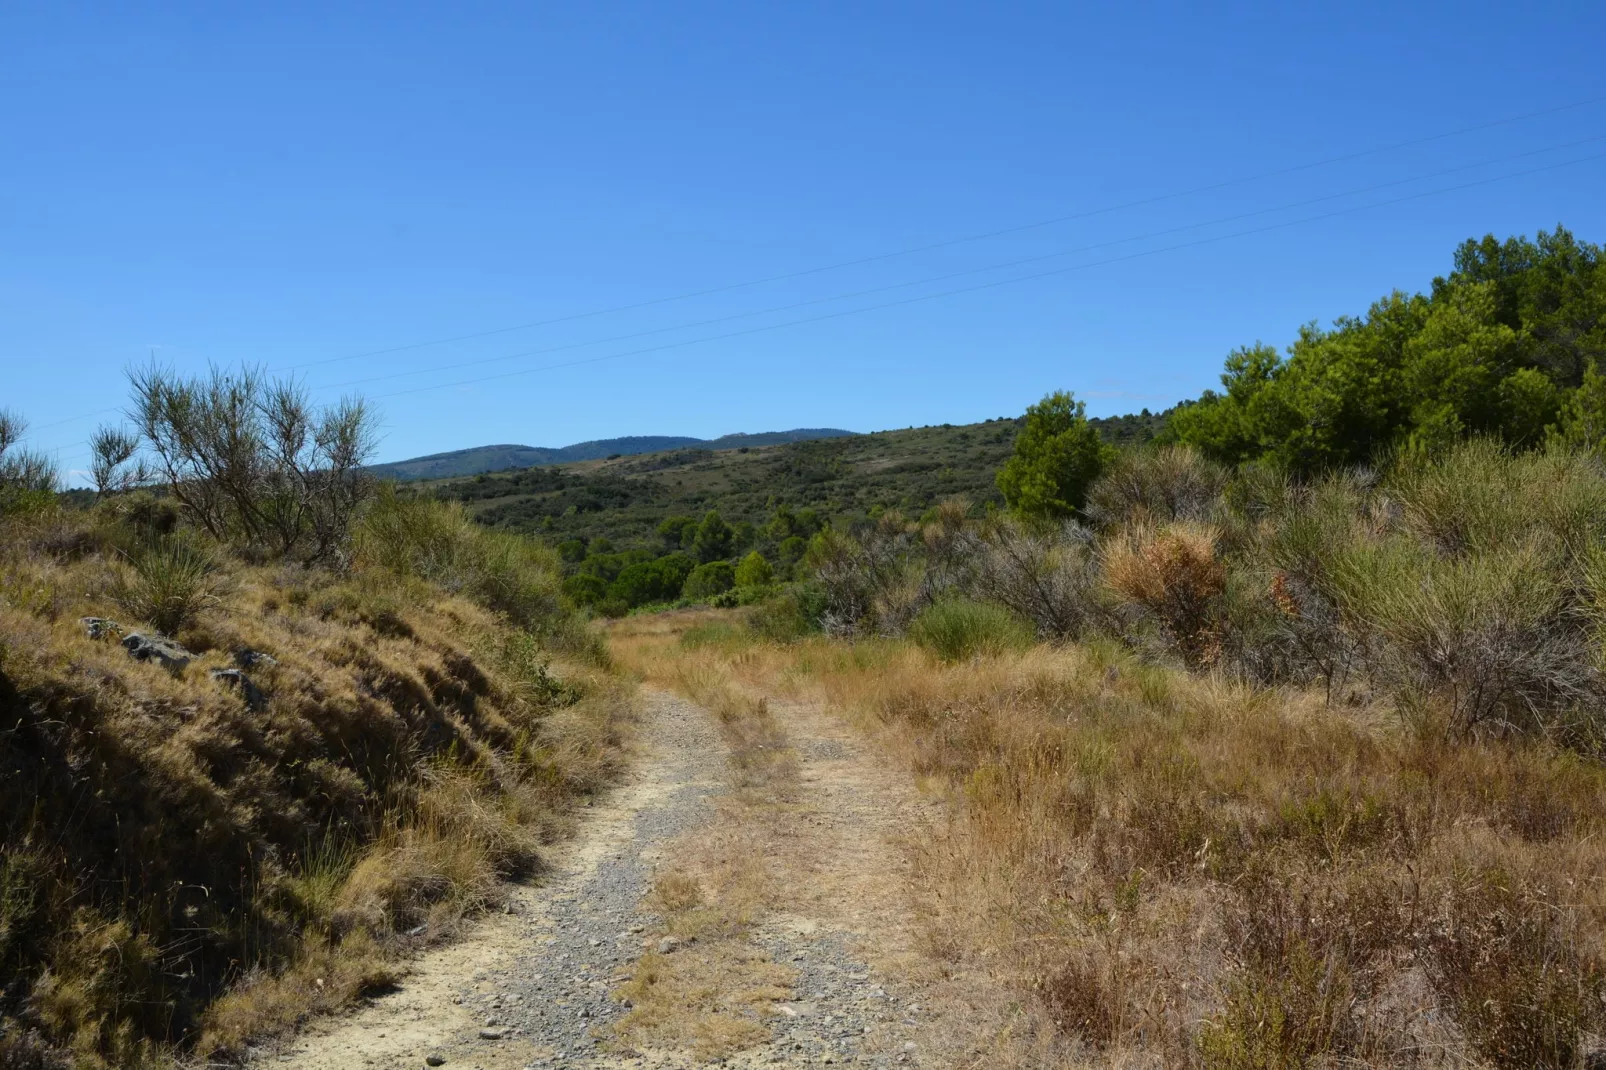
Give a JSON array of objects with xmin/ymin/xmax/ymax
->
[{"xmin": 634, "ymin": 615, "xmax": 1606, "ymax": 1069}]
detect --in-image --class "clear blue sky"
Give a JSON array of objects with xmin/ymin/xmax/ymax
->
[{"xmin": 4, "ymin": 1, "xmax": 1604, "ymax": 477}]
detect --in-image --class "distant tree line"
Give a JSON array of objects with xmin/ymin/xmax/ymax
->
[{"xmin": 556, "ymin": 503, "xmax": 825, "ymax": 615}]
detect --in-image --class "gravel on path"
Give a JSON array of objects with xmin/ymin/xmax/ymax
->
[{"xmin": 262, "ymin": 688, "xmax": 938, "ymax": 1070}]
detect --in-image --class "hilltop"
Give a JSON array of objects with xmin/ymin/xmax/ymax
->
[
  {"xmin": 420, "ymin": 410, "xmax": 1168, "ymax": 548},
  {"xmin": 369, "ymin": 428, "xmax": 857, "ymax": 481}
]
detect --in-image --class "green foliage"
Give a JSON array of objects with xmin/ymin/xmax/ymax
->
[
  {"xmin": 908, "ymin": 598, "xmax": 1034, "ymax": 662},
  {"xmin": 1170, "ymin": 228, "xmax": 1604, "ymax": 473},
  {"xmin": 110, "ymin": 535, "xmax": 225, "ymax": 636},
  {"xmin": 656, "ymin": 514, "xmax": 696, "ymax": 550},
  {"xmin": 1548, "ymin": 363, "xmax": 1606, "ymax": 450},
  {"xmin": 691, "ymin": 510, "xmax": 733, "ymax": 563},
  {"xmin": 996, "ymin": 392, "xmax": 1113, "ymax": 520},
  {"xmin": 682, "ymin": 560, "xmax": 735, "ymax": 601},
  {"xmin": 557, "ymin": 538, "xmax": 586, "ymax": 563},
  {"xmin": 745, "ymin": 583, "xmax": 827, "ymax": 642},
  {"xmin": 734, "ymin": 550, "xmax": 773, "ymax": 588},
  {"xmin": 562, "ymin": 572, "xmax": 608, "ymax": 606},
  {"xmin": 607, "ymin": 552, "xmax": 695, "ymax": 608}
]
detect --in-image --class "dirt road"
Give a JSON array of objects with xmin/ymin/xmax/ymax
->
[{"xmin": 265, "ymin": 687, "xmax": 941, "ymax": 1069}]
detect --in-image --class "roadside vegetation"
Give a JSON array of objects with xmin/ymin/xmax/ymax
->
[
  {"xmin": 600, "ymin": 227, "xmax": 1606, "ymax": 1067},
  {"xmin": 0, "ymin": 369, "xmax": 625, "ymax": 1068}
]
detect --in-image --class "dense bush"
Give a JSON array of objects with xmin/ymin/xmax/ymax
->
[
  {"xmin": 807, "ymin": 437, "xmax": 1606, "ymax": 752},
  {"xmin": 608, "ymin": 552, "xmax": 695, "ymax": 608},
  {"xmin": 908, "ymin": 598, "xmax": 1034, "ymax": 661},
  {"xmin": 682, "ymin": 560, "xmax": 735, "ymax": 600},
  {"xmin": 734, "ymin": 550, "xmax": 773, "ymax": 588},
  {"xmin": 353, "ymin": 487, "xmax": 567, "ymax": 636},
  {"xmin": 995, "ymin": 391, "xmax": 1112, "ymax": 521}
]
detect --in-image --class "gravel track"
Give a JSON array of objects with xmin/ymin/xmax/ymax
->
[{"xmin": 264, "ymin": 688, "xmax": 938, "ymax": 1070}]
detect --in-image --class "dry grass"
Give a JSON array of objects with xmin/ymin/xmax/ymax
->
[
  {"xmin": 0, "ymin": 504, "xmax": 632, "ymax": 1066},
  {"xmin": 602, "ymin": 611, "xmax": 801, "ymax": 1061},
  {"xmin": 620, "ymin": 612, "xmax": 1606, "ymax": 1069}
]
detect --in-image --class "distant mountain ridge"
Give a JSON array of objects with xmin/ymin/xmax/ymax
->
[{"xmin": 369, "ymin": 428, "xmax": 857, "ymax": 481}]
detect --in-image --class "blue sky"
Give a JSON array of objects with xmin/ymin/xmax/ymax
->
[{"xmin": 4, "ymin": 1, "xmax": 1605, "ymax": 477}]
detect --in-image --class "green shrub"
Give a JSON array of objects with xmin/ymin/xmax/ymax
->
[
  {"xmin": 110, "ymin": 536, "xmax": 226, "ymax": 635},
  {"xmin": 734, "ymin": 550, "xmax": 773, "ymax": 588},
  {"xmin": 908, "ymin": 598, "xmax": 1034, "ymax": 662},
  {"xmin": 607, "ymin": 553, "xmax": 695, "ymax": 608},
  {"xmin": 1085, "ymin": 444, "xmax": 1227, "ymax": 530},
  {"xmin": 563, "ymin": 572, "xmax": 608, "ymax": 606},
  {"xmin": 682, "ymin": 561, "xmax": 735, "ymax": 601},
  {"xmin": 746, "ymin": 584, "xmax": 825, "ymax": 642},
  {"xmin": 996, "ymin": 391, "xmax": 1113, "ymax": 521}
]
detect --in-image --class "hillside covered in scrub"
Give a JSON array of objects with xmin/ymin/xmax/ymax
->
[
  {"xmin": 415, "ymin": 410, "xmax": 1168, "ymax": 548},
  {"xmin": 0, "ymin": 376, "xmax": 628, "ymax": 1068}
]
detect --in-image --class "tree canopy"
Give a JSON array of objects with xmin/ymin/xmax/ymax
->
[
  {"xmin": 1167, "ymin": 227, "xmax": 1605, "ymax": 474},
  {"xmin": 995, "ymin": 391, "xmax": 1113, "ymax": 520}
]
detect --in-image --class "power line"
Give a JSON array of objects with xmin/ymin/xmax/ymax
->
[
  {"xmin": 27, "ymin": 95, "xmax": 1606, "ymax": 459},
  {"xmin": 356, "ymin": 150, "xmax": 1606, "ymax": 403},
  {"xmin": 27, "ymin": 93, "xmax": 1606, "ymax": 444},
  {"xmin": 313, "ymin": 132, "xmax": 1606, "ymax": 393},
  {"xmin": 41, "ymin": 147, "xmax": 1606, "ymax": 471},
  {"xmin": 279, "ymin": 92, "xmax": 1606, "ymax": 372}
]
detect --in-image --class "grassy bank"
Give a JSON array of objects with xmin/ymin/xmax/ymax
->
[{"xmin": 0, "ymin": 493, "xmax": 630, "ymax": 1068}]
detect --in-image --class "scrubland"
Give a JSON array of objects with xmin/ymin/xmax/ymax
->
[
  {"xmin": 0, "ymin": 490, "xmax": 627, "ymax": 1068},
  {"xmin": 611, "ymin": 439, "xmax": 1606, "ymax": 1069}
]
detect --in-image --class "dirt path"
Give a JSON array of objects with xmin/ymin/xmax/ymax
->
[{"xmin": 263, "ymin": 688, "xmax": 942, "ymax": 1069}]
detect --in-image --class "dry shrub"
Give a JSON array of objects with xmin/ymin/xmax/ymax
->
[
  {"xmin": 969, "ymin": 519, "xmax": 1105, "ymax": 638},
  {"xmin": 1085, "ymin": 443, "xmax": 1228, "ymax": 530},
  {"xmin": 1103, "ymin": 522, "xmax": 1228, "ymax": 666},
  {"xmin": 1421, "ymin": 869, "xmax": 1605, "ymax": 1069}
]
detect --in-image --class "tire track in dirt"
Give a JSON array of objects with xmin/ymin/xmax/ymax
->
[{"xmin": 260, "ymin": 688, "xmax": 949, "ymax": 1069}]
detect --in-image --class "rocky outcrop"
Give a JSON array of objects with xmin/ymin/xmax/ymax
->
[{"xmin": 120, "ymin": 632, "xmax": 194, "ymax": 672}]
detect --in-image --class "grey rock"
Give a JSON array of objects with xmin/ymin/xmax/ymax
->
[
  {"xmin": 209, "ymin": 667, "xmax": 267, "ymax": 711},
  {"xmin": 478, "ymin": 1027, "xmax": 508, "ymax": 1040},
  {"xmin": 81, "ymin": 616, "xmax": 121, "ymax": 640},
  {"xmin": 234, "ymin": 648, "xmax": 278, "ymax": 670},
  {"xmin": 656, "ymin": 936, "xmax": 680, "ymax": 954},
  {"xmin": 424, "ymin": 1056, "xmax": 446, "ymax": 1067},
  {"xmin": 121, "ymin": 631, "xmax": 192, "ymax": 671}
]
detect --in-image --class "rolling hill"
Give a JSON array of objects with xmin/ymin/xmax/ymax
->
[
  {"xmin": 369, "ymin": 428, "xmax": 857, "ymax": 481},
  {"xmin": 417, "ymin": 410, "xmax": 1168, "ymax": 548}
]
